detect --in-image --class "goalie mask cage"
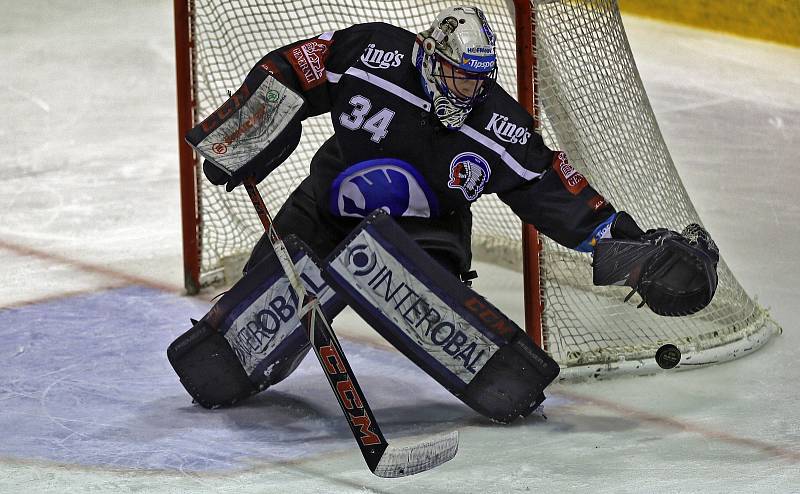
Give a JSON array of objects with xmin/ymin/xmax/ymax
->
[{"xmin": 174, "ymin": 0, "xmax": 780, "ymax": 379}]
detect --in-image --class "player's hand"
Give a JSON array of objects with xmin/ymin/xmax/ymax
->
[
  {"xmin": 593, "ymin": 213, "xmax": 720, "ymax": 316},
  {"xmin": 630, "ymin": 224, "xmax": 719, "ymax": 316},
  {"xmin": 203, "ymin": 159, "xmax": 270, "ymax": 192},
  {"xmin": 203, "ymin": 159, "xmax": 234, "ymax": 188}
]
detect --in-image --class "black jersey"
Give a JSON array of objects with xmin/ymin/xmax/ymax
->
[{"xmin": 243, "ymin": 22, "xmax": 616, "ymax": 250}]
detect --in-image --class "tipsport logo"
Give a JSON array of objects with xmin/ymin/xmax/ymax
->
[{"xmin": 460, "ymin": 52, "xmax": 495, "ymax": 72}]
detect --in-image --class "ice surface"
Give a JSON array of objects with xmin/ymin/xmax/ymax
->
[{"xmin": 1, "ymin": 1, "xmax": 799, "ymax": 492}]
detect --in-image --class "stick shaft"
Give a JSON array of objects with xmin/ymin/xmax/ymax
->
[{"xmin": 242, "ymin": 178, "xmax": 389, "ymax": 471}]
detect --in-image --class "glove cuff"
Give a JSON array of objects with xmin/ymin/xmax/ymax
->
[
  {"xmin": 610, "ymin": 211, "xmax": 645, "ymax": 240},
  {"xmin": 202, "ymin": 159, "xmax": 232, "ymax": 186}
]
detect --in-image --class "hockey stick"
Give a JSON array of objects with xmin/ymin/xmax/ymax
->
[{"xmin": 243, "ymin": 177, "xmax": 458, "ymax": 477}]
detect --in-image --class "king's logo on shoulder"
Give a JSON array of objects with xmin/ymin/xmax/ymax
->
[
  {"xmin": 485, "ymin": 113, "xmax": 531, "ymax": 145},
  {"xmin": 360, "ymin": 43, "xmax": 405, "ymax": 69}
]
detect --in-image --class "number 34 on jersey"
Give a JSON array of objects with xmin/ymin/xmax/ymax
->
[{"xmin": 339, "ymin": 94, "xmax": 396, "ymax": 143}]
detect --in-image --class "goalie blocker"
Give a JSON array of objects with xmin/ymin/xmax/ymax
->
[
  {"xmin": 167, "ymin": 235, "xmax": 345, "ymax": 408},
  {"xmin": 323, "ymin": 210, "xmax": 560, "ymax": 423},
  {"xmin": 186, "ymin": 65, "xmax": 306, "ymax": 191}
]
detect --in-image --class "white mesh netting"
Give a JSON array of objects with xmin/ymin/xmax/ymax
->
[{"xmin": 182, "ymin": 0, "xmax": 779, "ymax": 376}]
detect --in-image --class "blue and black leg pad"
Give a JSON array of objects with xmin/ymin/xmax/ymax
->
[
  {"xmin": 167, "ymin": 235, "xmax": 345, "ymax": 408},
  {"xmin": 323, "ymin": 210, "xmax": 560, "ymax": 423}
]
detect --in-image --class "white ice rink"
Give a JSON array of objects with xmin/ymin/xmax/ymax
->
[{"xmin": 2, "ymin": 1, "xmax": 799, "ymax": 492}]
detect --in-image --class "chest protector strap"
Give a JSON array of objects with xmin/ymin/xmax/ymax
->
[{"xmin": 323, "ymin": 210, "xmax": 559, "ymax": 423}]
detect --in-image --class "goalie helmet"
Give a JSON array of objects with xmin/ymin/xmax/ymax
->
[{"xmin": 417, "ymin": 5, "xmax": 497, "ymax": 129}]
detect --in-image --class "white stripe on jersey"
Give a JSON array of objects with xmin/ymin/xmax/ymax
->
[
  {"xmin": 327, "ymin": 67, "xmax": 431, "ymax": 111},
  {"xmin": 327, "ymin": 71, "xmax": 342, "ymax": 83},
  {"xmin": 458, "ymin": 125, "xmax": 542, "ymax": 181},
  {"xmin": 326, "ymin": 68, "xmax": 541, "ymax": 181}
]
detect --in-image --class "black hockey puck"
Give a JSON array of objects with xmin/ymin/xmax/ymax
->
[{"xmin": 655, "ymin": 344, "xmax": 681, "ymax": 369}]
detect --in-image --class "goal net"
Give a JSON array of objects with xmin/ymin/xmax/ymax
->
[{"xmin": 174, "ymin": 0, "xmax": 780, "ymax": 378}]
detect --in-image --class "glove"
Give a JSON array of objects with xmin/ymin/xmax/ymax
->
[
  {"xmin": 203, "ymin": 159, "xmax": 233, "ymax": 188},
  {"xmin": 593, "ymin": 221, "xmax": 720, "ymax": 317},
  {"xmin": 202, "ymin": 158, "xmax": 271, "ymax": 192},
  {"xmin": 200, "ymin": 118, "xmax": 303, "ymax": 192}
]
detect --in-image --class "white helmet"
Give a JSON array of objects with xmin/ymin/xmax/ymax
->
[{"xmin": 416, "ymin": 5, "xmax": 497, "ymax": 129}]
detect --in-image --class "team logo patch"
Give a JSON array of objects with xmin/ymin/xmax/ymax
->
[
  {"xmin": 553, "ymin": 151, "xmax": 587, "ymax": 195},
  {"xmin": 448, "ymin": 152, "xmax": 491, "ymax": 201},
  {"xmin": 330, "ymin": 158, "xmax": 439, "ymax": 218},
  {"xmin": 284, "ymin": 38, "xmax": 330, "ymax": 90}
]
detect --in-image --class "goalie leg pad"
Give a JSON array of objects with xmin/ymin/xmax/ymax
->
[
  {"xmin": 167, "ymin": 235, "xmax": 345, "ymax": 408},
  {"xmin": 322, "ymin": 210, "xmax": 560, "ymax": 423},
  {"xmin": 167, "ymin": 319, "xmax": 258, "ymax": 409}
]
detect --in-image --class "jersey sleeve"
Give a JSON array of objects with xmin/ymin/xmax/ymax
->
[
  {"xmin": 189, "ymin": 25, "xmax": 375, "ymax": 187},
  {"xmin": 498, "ymin": 144, "xmax": 617, "ymax": 252},
  {"xmin": 250, "ymin": 23, "xmax": 378, "ymax": 117}
]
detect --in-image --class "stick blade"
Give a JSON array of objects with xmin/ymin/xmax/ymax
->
[{"xmin": 371, "ymin": 431, "xmax": 459, "ymax": 478}]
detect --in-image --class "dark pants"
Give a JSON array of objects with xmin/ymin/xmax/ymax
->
[{"xmin": 244, "ymin": 177, "xmax": 474, "ymax": 278}]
